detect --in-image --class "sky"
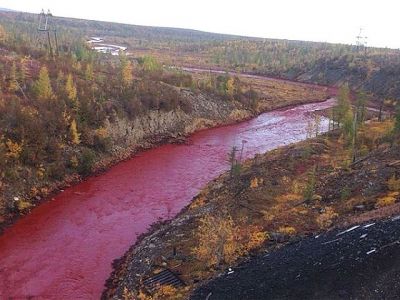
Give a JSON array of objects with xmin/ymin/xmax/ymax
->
[{"xmin": 1, "ymin": 0, "xmax": 399, "ymax": 49}]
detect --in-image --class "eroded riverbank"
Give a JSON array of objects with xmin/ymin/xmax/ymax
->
[{"xmin": 0, "ymin": 99, "xmax": 335, "ymax": 299}]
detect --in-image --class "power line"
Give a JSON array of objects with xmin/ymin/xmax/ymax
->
[{"xmin": 37, "ymin": 9, "xmax": 59, "ymax": 57}]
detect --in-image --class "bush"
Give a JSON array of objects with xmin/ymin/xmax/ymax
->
[
  {"xmin": 78, "ymin": 148, "xmax": 96, "ymax": 175},
  {"xmin": 388, "ymin": 175, "xmax": 400, "ymax": 191},
  {"xmin": 303, "ymin": 167, "xmax": 316, "ymax": 201},
  {"xmin": 316, "ymin": 207, "xmax": 338, "ymax": 229},
  {"xmin": 375, "ymin": 193, "xmax": 398, "ymax": 208}
]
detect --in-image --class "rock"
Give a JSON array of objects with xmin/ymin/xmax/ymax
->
[{"xmin": 355, "ymin": 205, "xmax": 365, "ymax": 211}]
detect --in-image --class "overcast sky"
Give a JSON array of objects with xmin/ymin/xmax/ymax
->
[{"xmin": 1, "ymin": 0, "xmax": 399, "ymax": 49}]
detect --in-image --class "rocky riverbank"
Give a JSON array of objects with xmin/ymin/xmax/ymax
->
[
  {"xmin": 0, "ymin": 79, "xmax": 328, "ymax": 234},
  {"xmin": 103, "ymin": 119, "xmax": 400, "ymax": 299}
]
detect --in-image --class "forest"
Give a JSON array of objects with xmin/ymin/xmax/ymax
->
[{"xmin": 0, "ymin": 12, "xmax": 257, "ymax": 223}]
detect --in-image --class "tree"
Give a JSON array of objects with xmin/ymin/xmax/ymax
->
[
  {"xmin": 228, "ymin": 146, "xmax": 240, "ymax": 178},
  {"xmin": 192, "ymin": 213, "xmax": 241, "ymax": 267},
  {"xmin": 0, "ymin": 25, "xmax": 7, "ymax": 44},
  {"xmin": 8, "ymin": 62, "xmax": 18, "ymax": 93},
  {"xmin": 56, "ymin": 70, "xmax": 65, "ymax": 90},
  {"xmin": 355, "ymin": 91, "xmax": 367, "ymax": 125},
  {"xmin": 34, "ymin": 66, "xmax": 53, "ymax": 100},
  {"xmin": 393, "ymin": 106, "xmax": 400, "ymax": 143},
  {"xmin": 120, "ymin": 59, "xmax": 133, "ymax": 88},
  {"xmin": 314, "ymin": 114, "xmax": 321, "ymax": 137},
  {"xmin": 65, "ymin": 73, "xmax": 78, "ymax": 108},
  {"xmin": 226, "ymin": 77, "xmax": 235, "ymax": 98},
  {"xmin": 141, "ymin": 56, "xmax": 161, "ymax": 73},
  {"xmin": 70, "ymin": 119, "xmax": 80, "ymax": 145},
  {"xmin": 335, "ymin": 85, "xmax": 352, "ymax": 126},
  {"xmin": 85, "ymin": 63, "xmax": 94, "ymax": 81}
]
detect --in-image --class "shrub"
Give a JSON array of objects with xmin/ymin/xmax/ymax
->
[
  {"xmin": 375, "ymin": 193, "xmax": 398, "ymax": 208},
  {"xmin": 316, "ymin": 207, "xmax": 338, "ymax": 229},
  {"xmin": 388, "ymin": 175, "xmax": 400, "ymax": 191},
  {"xmin": 277, "ymin": 226, "xmax": 297, "ymax": 235},
  {"xmin": 78, "ymin": 148, "xmax": 96, "ymax": 176},
  {"xmin": 303, "ymin": 166, "xmax": 316, "ymax": 201},
  {"xmin": 192, "ymin": 214, "xmax": 241, "ymax": 267}
]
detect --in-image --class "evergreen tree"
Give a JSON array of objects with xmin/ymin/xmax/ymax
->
[
  {"xmin": 70, "ymin": 119, "xmax": 81, "ymax": 145},
  {"xmin": 65, "ymin": 73, "xmax": 78, "ymax": 107},
  {"xmin": 0, "ymin": 25, "xmax": 7, "ymax": 44},
  {"xmin": 355, "ymin": 91, "xmax": 367, "ymax": 125},
  {"xmin": 85, "ymin": 63, "xmax": 94, "ymax": 81},
  {"xmin": 8, "ymin": 62, "xmax": 18, "ymax": 93},
  {"xmin": 336, "ymin": 85, "xmax": 352, "ymax": 126},
  {"xmin": 226, "ymin": 77, "xmax": 235, "ymax": 98},
  {"xmin": 120, "ymin": 56, "xmax": 133, "ymax": 88},
  {"xmin": 34, "ymin": 66, "xmax": 54, "ymax": 100},
  {"xmin": 393, "ymin": 106, "xmax": 400, "ymax": 141}
]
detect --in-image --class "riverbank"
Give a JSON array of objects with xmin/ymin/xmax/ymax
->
[
  {"xmin": 0, "ymin": 76, "xmax": 329, "ymax": 234},
  {"xmin": 192, "ymin": 216, "xmax": 400, "ymax": 299},
  {"xmin": 103, "ymin": 119, "xmax": 399, "ymax": 299},
  {"xmin": 0, "ymin": 89, "xmax": 334, "ymax": 299}
]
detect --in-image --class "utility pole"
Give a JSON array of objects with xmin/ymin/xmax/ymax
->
[
  {"xmin": 356, "ymin": 28, "xmax": 368, "ymax": 56},
  {"xmin": 38, "ymin": 9, "xmax": 59, "ymax": 57}
]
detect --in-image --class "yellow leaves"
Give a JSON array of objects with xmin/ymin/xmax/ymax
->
[
  {"xmin": 123, "ymin": 287, "xmax": 135, "ymax": 300},
  {"xmin": 36, "ymin": 165, "xmax": 46, "ymax": 179},
  {"xmin": 0, "ymin": 24, "xmax": 7, "ymax": 44},
  {"xmin": 5, "ymin": 139, "xmax": 23, "ymax": 160},
  {"xmin": 388, "ymin": 175, "xmax": 400, "ymax": 192},
  {"xmin": 66, "ymin": 73, "xmax": 77, "ymax": 103},
  {"xmin": 120, "ymin": 56, "xmax": 134, "ymax": 88},
  {"xmin": 375, "ymin": 192, "xmax": 398, "ymax": 208},
  {"xmin": 70, "ymin": 120, "xmax": 81, "ymax": 145},
  {"xmin": 277, "ymin": 226, "xmax": 296, "ymax": 235},
  {"xmin": 35, "ymin": 66, "xmax": 54, "ymax": 101},
  {"xmin": 16, "ymin": 199, "xmax": 33, "ymax": 211},
  {"xmin": 137, "ymin": 289, "xmax": 152, "ymax": 300},
  {"xmin": 153, "ymin": 285, "xmax": 189, "ymax": 300},
  {"xmin": 275, "ymin": 193, "xmax": 302, "ymax": 203},
  {"xmin": 246, "ymin": 230, "xmax": 268, "ymax": 250},
  {"xmin": 95, "ymin": 127, "xmax": 109, "ymax": 139},
  {"xmin": 226, "ymin": 77, "xmax": 235, "ymax": 98},
  {"xmin": 70, "ymin": 155, "xmax": 79, "ymax": 169},
  {"xmin": 361, "ymin": 120, "xmax": 394, "ymax": 150},
  {"xmin": 250, "ymin": 177, "xmax": 263, "ymax": 188},
  {"xmin": 189, "ymin": 195, "xmax": 206, "ymax": 209},
  {"xmin": 85, "ymin": 63, "xmax": 94, "ymax": 81},
  {"xmin": 316, "ymin": 207, "xmax": 338, "ymax": 229},
  {"xmin": 192, "ymin": 214, "xmax": 268, "ymax": 268},
  {"xmin": 8, "ymin": 62, "xmax": 18, "ymax": 93},
  {"xmin": 192, "ymin": 214, "xmax": 240, "ymax": 267}
]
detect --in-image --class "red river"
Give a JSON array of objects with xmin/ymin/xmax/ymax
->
[{"xmin": 0, "ymin": 98, "xmax": 336, "ymax": 299}]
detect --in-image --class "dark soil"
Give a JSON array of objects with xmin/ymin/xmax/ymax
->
[{"xmin": 192, "ymin": 216, "xmax": 400, "ymax": 300}]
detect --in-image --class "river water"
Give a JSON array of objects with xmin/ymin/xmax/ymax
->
[{"xmin": 0, "ymin": 98, "xmax": 336, "ymax": 299}]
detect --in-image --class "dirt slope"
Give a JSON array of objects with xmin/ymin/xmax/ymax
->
[{"xmin": 192, "ymin": 216, "xmax": 400, "ymax": 300}]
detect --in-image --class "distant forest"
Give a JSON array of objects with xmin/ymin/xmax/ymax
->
[{"xmin": 1, "ymin": 10, "xmax": 400, "ymax": 102}]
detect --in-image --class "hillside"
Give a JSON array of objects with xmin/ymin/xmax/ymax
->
[
  {"xmin": 103, "ymin": 112, "xmax": 400, "ymax": 299},
  {"xmin": 192, "ymin": 216, "xmax": 400, "ymax": 299},
  {"xmin": 0, "ymin": 18, "xmax": 330, "ymax": 232},
  {"xmin": 1, "ymin": 10, "xmax": 400, "ymax": 106}
]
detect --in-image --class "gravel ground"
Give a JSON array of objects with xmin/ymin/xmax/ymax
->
[{"xmin": 192, "ymin": 216, "xmax": 400, "ymax": 300}]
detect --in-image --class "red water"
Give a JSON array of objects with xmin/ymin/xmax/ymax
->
[{"xmin": 0, "ymin": 99, "xmax": 336, "ymax": 299}]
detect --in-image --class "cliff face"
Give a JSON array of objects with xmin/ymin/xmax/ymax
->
[
  {"xmin": 0, "ymin": 89, "xmax": 253, "ymax": 232},
  {"xmin": 105, "ymin": 90, "xmax": 251, "ymax": 154}
]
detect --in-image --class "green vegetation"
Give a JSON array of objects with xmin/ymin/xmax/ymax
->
[
  {"xmin": 106, "ymin": 116, "xmax": 400, "ymax": 299},
  {"xmin": 0, "ymin": 15, "xmax": 265, "ymax": 226}
]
